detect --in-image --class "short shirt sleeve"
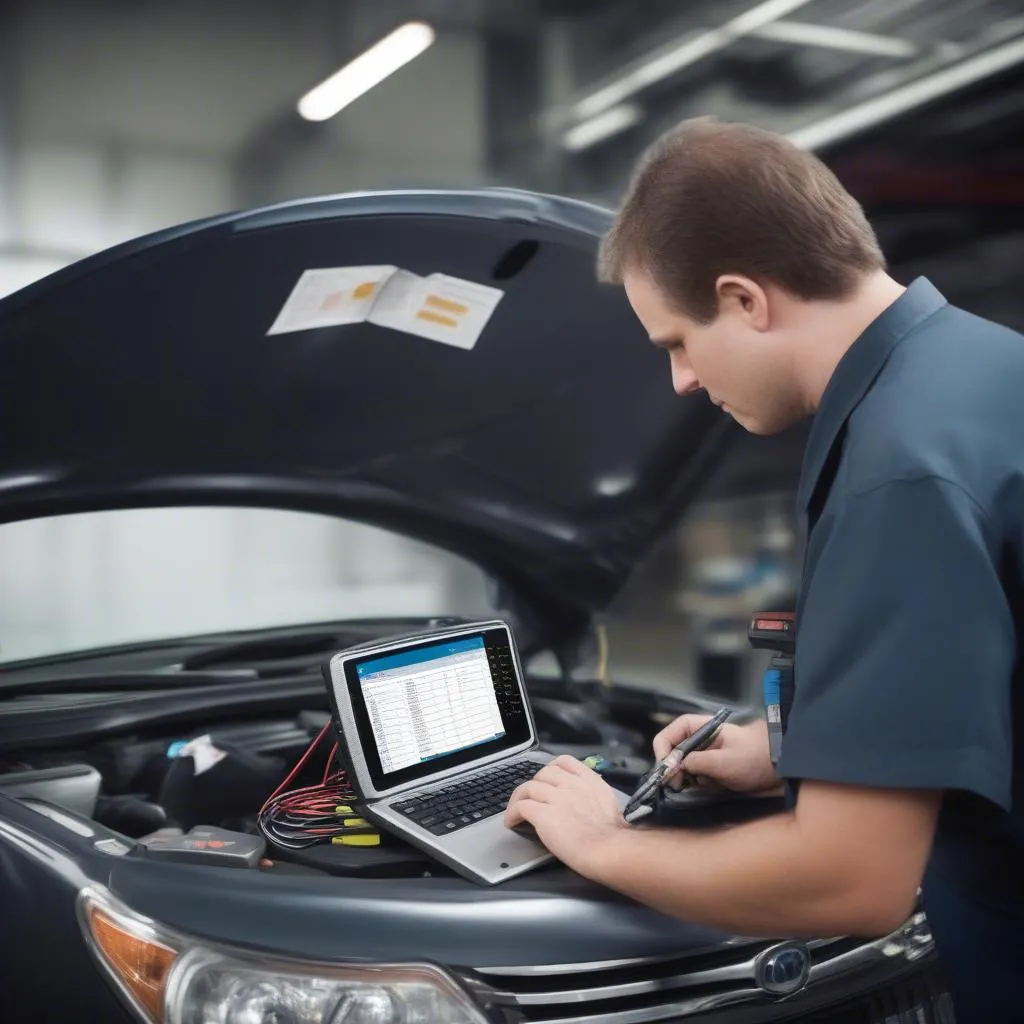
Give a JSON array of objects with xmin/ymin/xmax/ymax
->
[{"xmin": 779, "ymin": 475, "xmax": 1015, "ymax": 809}]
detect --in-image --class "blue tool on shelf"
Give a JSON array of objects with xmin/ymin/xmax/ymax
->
[{"xmin": 748, "ymin": 612, "xmax": 797, "ymax": 767}]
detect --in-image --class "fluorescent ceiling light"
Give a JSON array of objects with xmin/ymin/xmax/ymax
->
[
  {"xmin": 753, "ymin": 21, "xmax": 919, "ymax": 59},
  {"xmin": 571, "ymin": 0, "xmax": 818, "ymax": 121},
  {"xmin": 298, "ymin": 21, "xmax": 436, "ymax": 122},
  {"xmin": 562, "ymin": 103, "xmax": 643, "ymax": 151},
  {"xmin": 788, "ymin": 32, "xmax": 1024, "ymax": 151}
]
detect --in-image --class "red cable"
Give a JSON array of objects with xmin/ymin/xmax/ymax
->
[
  {"xmin": 323, "ymin": 742, "xmax": 339, "ymax": 784},
  {"xmin": 259, "ymin": 721, "xmax": 331, "ymax": 817},
  {"xmin": 258, "ymin": 724, "xmax": 362, "ymax": 852}
]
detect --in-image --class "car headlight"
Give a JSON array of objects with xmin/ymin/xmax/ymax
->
[
  {"xmin": 77, "ymin": 886, "xmax": 488, "ymax": 1024},
  {"xmin": 165, "ymin": 948, "xmax": 487, "ymax": 1024}
]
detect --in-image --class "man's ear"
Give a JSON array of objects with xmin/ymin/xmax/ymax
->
[{"xmin": 714, "ymin": 275, "xmax": 771, "ymax": 331}]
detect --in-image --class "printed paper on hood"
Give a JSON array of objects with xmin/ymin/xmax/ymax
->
[{"xmin": 267, "ymin": 265, "xmax": 504, "ymax": 350}]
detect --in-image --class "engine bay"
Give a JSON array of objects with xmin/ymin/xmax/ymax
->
[
  {"xmin": 0, "ymin": 683, "xmax": 679, "ymax": 878},
  {"xmin": 0, "ymin": 620, "xmax": 774, "ymax": 880}
]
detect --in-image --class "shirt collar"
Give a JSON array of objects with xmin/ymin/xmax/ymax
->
[{"xmin": 796, "ymin": 276, "xmax": 948, "ymax": 514}]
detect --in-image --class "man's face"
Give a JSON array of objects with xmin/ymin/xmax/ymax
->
[{"xmin": 622, "ymin": 270, "xmax": 800, "ymax": 435}]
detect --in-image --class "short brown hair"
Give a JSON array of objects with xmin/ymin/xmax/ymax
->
[{"xmin": 597, "ymin": 117, "xmax": 886, "ymax": 323}]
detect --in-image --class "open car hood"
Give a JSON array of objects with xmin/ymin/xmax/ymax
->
[{"xmin": 0, "ymin": 189, "xmax": 735, "ymax": 653}]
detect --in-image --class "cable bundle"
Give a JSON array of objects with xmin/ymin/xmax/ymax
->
[{"xmin": 257, "ymin": 722, "xmax": 374, "ymax": 850}]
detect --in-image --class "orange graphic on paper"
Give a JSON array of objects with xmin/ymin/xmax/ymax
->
[
  {"xmin": 416, "ymin": 310, "xmax": 459, "ymax": 328},
  {"xmin": 424, "ymin": 294, "xmax": 468, "ymax": 315},
  {"xmin": 320, "ymin": 291, "xmax": 344, "ymax": 311},
  {"xmin": 353, "ymin": 282, "xmax": 376, "ymax": 300}
]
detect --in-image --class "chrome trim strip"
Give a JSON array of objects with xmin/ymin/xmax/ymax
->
[
  {"xmin": 471, "ymin": 936, "xmax": 839, "ymax": 977},
  {"xmin": 486, "ymin": 989, "xmax": 759, "ymax": 1024},
  {"xmin": 462, "ymin": 919, "xmax": 934, "ymax": 1023},
  {"xmin": 472, "ymin": 945, "xmax": 741, "ymax": 978},
  {"xmin": 478, "ymin": 958, "xmax": 758, "ymax": 1006},
  {"xmin": 475, "ymin": 954, "xmax": 662, "ymax": 976}
]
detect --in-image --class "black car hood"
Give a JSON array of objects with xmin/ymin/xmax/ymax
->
[{"xmin": 0, "ymin": 188, "xmax": 734, "ymax": 654}]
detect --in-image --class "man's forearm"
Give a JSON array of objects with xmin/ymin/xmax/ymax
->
[{"xmin": 580, "ymin": 810, "xmax": 913, "ymax": 938}]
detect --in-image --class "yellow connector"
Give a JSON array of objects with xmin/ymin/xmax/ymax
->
[{"xmin": 332, "ymin": 834, "xmax": 381, "ymax": 847}]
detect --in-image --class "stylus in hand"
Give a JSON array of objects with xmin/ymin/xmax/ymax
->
[{"xmin": 623, "ymin": 707, "xmax": 732, "ymax": 819}]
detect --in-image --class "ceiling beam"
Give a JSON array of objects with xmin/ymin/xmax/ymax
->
[
  {"xmin": 751, "ymin": 21, "xmax": 922, "ymax": 59},
  {"xmin": 787, "ymin": 31, "xmax": 1024, "ymax": 150},
  {"xmin": 563, "ymin": 0, "xmax": 821, "ymax": 124}
]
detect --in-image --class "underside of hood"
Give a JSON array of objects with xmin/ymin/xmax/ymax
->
[{"xmin": 0, "ymin": 189, "xmax": 735, "ymax": 654}]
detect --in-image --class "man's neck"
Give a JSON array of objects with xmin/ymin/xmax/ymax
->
[{"xmin": 792, "ymin": 271, "xmax": 907, "ymax": 415}]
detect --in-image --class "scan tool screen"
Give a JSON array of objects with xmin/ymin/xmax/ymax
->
[
  {"xmin": 357, "ymin": 636, "xmax": 506, "ymax": 773},
  {"xmin": 344, "ymin": 625, "xmax": 530, "ymax": 789}
]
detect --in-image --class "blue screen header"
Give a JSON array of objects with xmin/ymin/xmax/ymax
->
[{"xmin": 357, "ymin": 635, "xmax": 485, "ymax": 677}]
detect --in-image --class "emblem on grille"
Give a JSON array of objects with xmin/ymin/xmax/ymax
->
[{"xmin": 755, "ymin": 942, "xmax": 810, "ymax": 996}]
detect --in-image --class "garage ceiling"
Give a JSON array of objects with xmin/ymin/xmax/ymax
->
[
  {"xmin": 4, "ymin": 0, "xmax": 536, "ymax": 156},
  {"xmin": 4, "ymin": 0, "xmax": 1023, "ymax": 166},
  {"xmin": 10, "ymin": 3, "xmax": 337, "ymax": 154},
  {"xmin": 2, "ymin": 0, "xmax": 1022, "ymax": 289},
  {"xmin": 541, "ymin": 0, "xmax": 1024, "ymax": 177}
]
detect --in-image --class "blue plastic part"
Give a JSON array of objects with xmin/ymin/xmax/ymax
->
[
  {"xmin": 762, "ymin": 667, "xmax": 782, "ymax": 708},
  {"xmin": 166, "ymin": 741, "xmax": 187, "ymax": 759}
]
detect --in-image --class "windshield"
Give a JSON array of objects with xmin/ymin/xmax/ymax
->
[{"xmin": 0, "ymin": 507, "xmax": 498, "ymax": 664}]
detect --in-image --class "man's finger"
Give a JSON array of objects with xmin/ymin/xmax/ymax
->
[
  {"xmin": 653, "ymin": 714, "xmax": 711, "ymax": 760},
  {"xmin": 533, "ymin": 756, "xmax": 588, "ymax": 786},
  {"xmin": 504, "ymin": 798, "xmax": 527, "ymax": 827},
  {"xmin": 503, "ymin": 792, "xmax": 552, "ymax": 827},
  {"xmin": 681, "ymin": 748, "xmax": 726, "ymax": 780},
  {"xmin": 549, "ymin": 754, "xmax": 589, "ymax": 776},
  {"xmin": 529, "ymin": 765, "xmax": 566, "ymax": 788},
  {"xmin": 507, "ymin": 782, "xmax": 528, "ymax": 805},
  {"xmin": 507, "ymin": 778, "xmax": 559, "ymax": 811}
]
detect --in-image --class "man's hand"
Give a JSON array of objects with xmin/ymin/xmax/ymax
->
[
  {"xmin": 580, "ymin": 780, "xmax": 942, "ymax": 938},
  {"xmin": 504, "ymin": 755, "xmax": 628, "ymax": 870},
  {"xmin": 654, "ymin": 714, "xmax": 781, "ymax": 794},
  {"xmin": 504, "ymin": 756, "xmax": 941, "ymax": 938}
]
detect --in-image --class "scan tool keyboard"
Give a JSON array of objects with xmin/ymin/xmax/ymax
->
[{"xmin": 389, "ymin": 760, "xmax": 540, "ymax": 836}]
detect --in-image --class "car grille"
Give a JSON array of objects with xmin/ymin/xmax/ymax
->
[
  {"xmin": 459, "ymin": 914, "xmax": 952, "ymax": 1024},
  {"xmin": 792, "ymin": 966, "xmax": 954, "ymax": 1024}
]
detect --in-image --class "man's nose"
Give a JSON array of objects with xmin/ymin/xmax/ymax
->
[{"xmin": 671, "ymin": 363, "xmax": 701, "ymax": 397}]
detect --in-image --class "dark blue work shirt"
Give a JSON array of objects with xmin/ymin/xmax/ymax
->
[{"xmin": 777, "ymin": 278, "xmax": 1024, "ymax": 1022}]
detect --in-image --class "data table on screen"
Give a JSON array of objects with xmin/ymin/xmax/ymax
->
[{"xmin": 361, "ymin": 645, "xmax": 505, "ymax": 774}]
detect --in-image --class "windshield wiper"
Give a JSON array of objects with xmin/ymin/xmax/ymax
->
[
  {"xmin": 0, "ymin": 668, "xmax": 260, "ymax": 697},
  {"xmin": 178, "ymin": 621, "xmax": 458, "ymax": 674},
  {"xmin": 181, "ymin": 631, "xmax": 343, "ymax": 672},
  {"xmin": 0, "ymin": 620, "xmax": 459, "ymax": 698}
]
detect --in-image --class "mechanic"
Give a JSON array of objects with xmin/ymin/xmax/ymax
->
[{"xmin": 505, "ymin": 117, "xmax": 1024, "ymax": 1023}]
